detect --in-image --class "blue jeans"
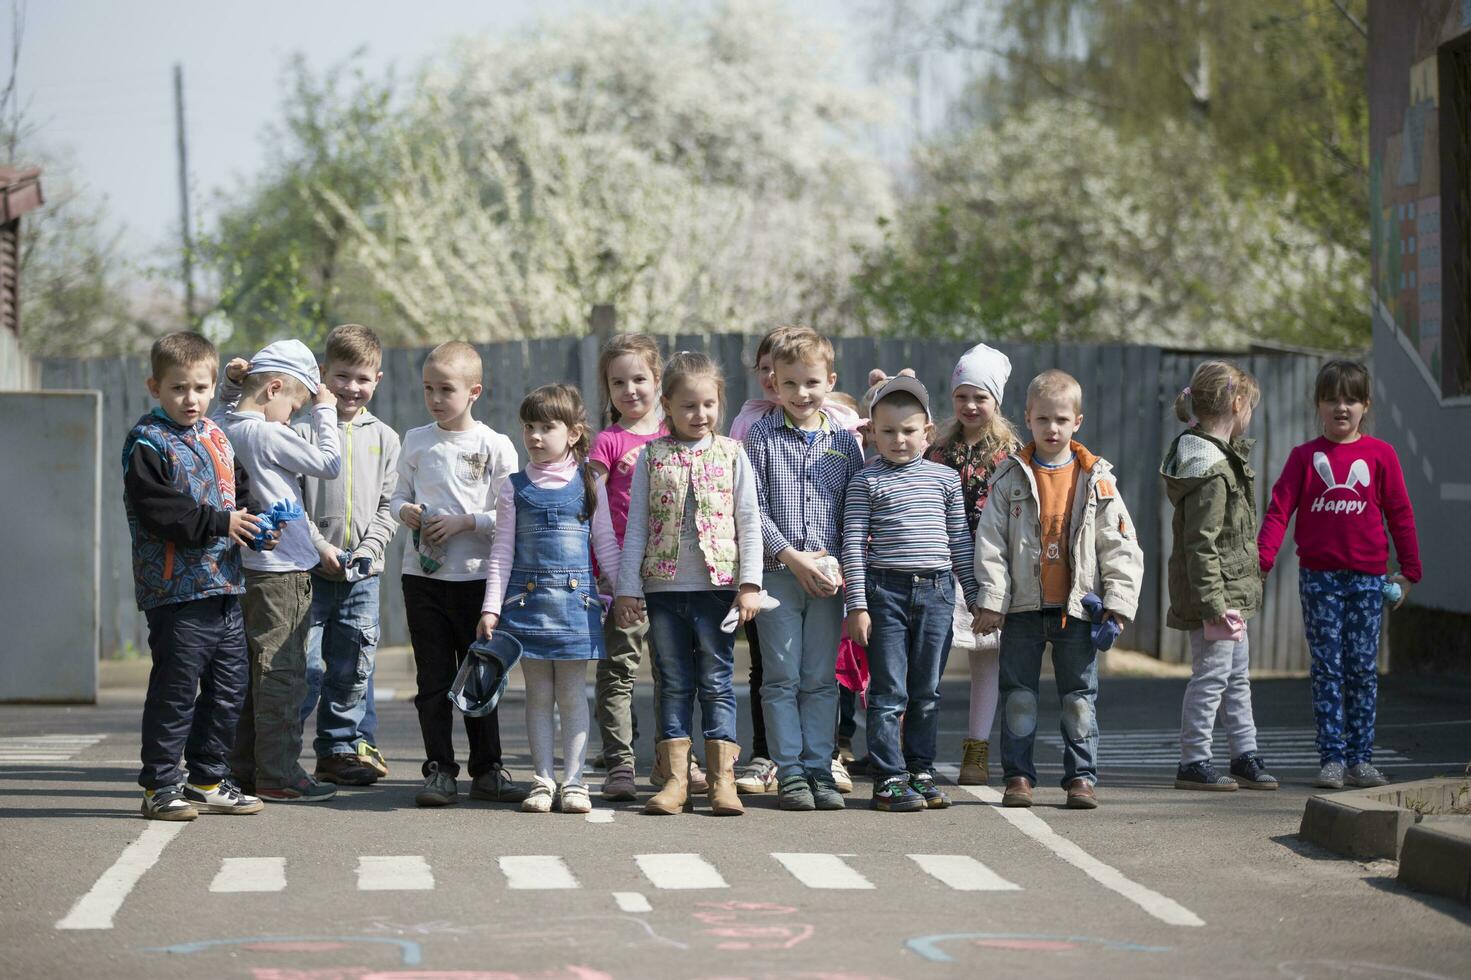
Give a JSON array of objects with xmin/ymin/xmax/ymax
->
[
  {"xmin": 299, "ymin": 575, "xmax": 380, "ymax": 758},
  {"xmin": 760, "ymin": 568, "xmax": 844, "ymax": 779},
  {"xmin": 645, "ymin": 590, "xmax": 738, "ymax": 743},
  {"xmin": 864, "ymin": 569, "xmax": 955, "ymax": 780},
  {"xmin": 1300, "ymin": 569, "xmax": 1383, "ymax": 765},
  {"xmin": 999, "ymin": 609, "xmax": 1099, "ymax": 788}
]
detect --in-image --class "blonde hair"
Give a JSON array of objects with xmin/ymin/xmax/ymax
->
[
  {"xmin": 662, "ymin": 351, "xmax": 727, "ymax": 431},
  {"xmin": 519, "ymin": 383, "xmax": 597, "ymax": 521},
  {"xmin": 1174, "ymin": 359, "xmax": 1260, "ymax": 425},
  {"xmin": 149, "ymin": 331, "xmax": 217, "ymax": 381},
  {"xmin": 932, "ymin": 412, "xmax": 1022, "ymax": 461},
  {"xmin": 597, "ymin": 332, "xmax": 663, "ymax": 425},
  {"xmin": 769, "ymin": 326, "xmax": 835, "ymax": 373},
  {"xmin": 1026, "ymin": 369, "xmax": 1083, "ymax": 414},
  {"xmin": 240, "ymin": 371, "xmax": 309, "ymax": 402},
  {"xmin": 424, "ymin": 341, "xmax": 482, "ymax": 387},
  {"xmin": 752, "ymin": 325, "xmax": 798, "ymax": 371},
  {"xmin": 324, "ymin": 323, "xmax": 382, "ymax": 370}
]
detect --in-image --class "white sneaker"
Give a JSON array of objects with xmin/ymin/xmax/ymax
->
[
  {"xmin": 184, "ymin": 779, "xmax": 263, "ymax": 814},
  {"xmin": 736, "ymin": 756, "xmax": 777, "ymax": 794},
  {"xmin": 141, "ymin": 784, "xmax": 197, "ymax": 821},
  {"xmin": 521, "ymin": 780, "xmax": 554, "ymax": 813},
  {"xmin": 558, "ymin": 784, "xmax": 592, "ymax": 814},
  {"xmin": 830, "ymin": 756, "xmax": 853, "ymax": 794}
]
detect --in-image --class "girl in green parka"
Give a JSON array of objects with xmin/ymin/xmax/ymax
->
[{"xmin": 1162, "ymin": 361, "xmax": 1278, "ymax": 793}]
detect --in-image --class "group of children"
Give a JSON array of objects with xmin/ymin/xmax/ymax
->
[{"xmin": 124, "ymin": 321, "xmax": 1421, "ymax": 821}]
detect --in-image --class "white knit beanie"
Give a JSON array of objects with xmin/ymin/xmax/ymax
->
[{"xmin": 950, "ymin": 343, "xmax": 1011, "ymax": 406}]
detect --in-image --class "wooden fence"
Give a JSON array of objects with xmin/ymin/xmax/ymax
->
[{"xmin": 41, "ymin": 336, "xmax": 1333, "ymax": 670}]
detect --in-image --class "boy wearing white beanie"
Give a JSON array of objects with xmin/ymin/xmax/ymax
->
[
  {"xmin": 219, "ymin": 339, "xmax": 344, "ymax": 802},
  {"xmin": 925, "ymin": 343, "xmax": 1021, "ymax": 785}
]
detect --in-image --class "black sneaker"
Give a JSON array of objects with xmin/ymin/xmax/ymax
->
[
  {"xmin": 141, "ymin": 784, "xmax": 198, "ymax": 821},
  {"xmin": 1229, "ymin": 753, "xmax": 1279, "ymax": 790},
  {"xmin": 808, "ymin": 770, "xmax": 846, "ymax": 810},
  {"xmin": 909, "ymin": 771, "xmax": 951, "ymax": 809},
  {"xmin": 872, "ymin": 775, "xmax": 926, "ymax": 812},
  {"xmin": 1174, "ymin": 760, "xmax": 1238, "ymax": 791},
  {"xmin": 184, "ymin": 778, "xmax": 264, "ymax": 814},
  {"xmin": 416, "ymin": 762, "xmax": 458, "ymax": 807},
  {"xmin": 778, "ymin": 774, "xmax": 816, "ymax": 811},
  {"xmin": 258, "ymin": 776, "xmax": 337, "ymax": 803},
  {"xmin": 469, "ymin": 766, "xmax": 528, "ymax": 803}
]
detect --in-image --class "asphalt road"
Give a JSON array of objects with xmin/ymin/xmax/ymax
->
[{"xmin": 3, "ymin": 673, "xmax": 1469, "ymax": 979}]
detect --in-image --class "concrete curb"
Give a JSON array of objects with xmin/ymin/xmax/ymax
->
[
  {"xmin": 1398, "ymin": 820, "xmax": 1471, "ymax": 905},
  {"xmin": 1298, "ymin": 777, "xmax": 1471, "ymax": 862}
]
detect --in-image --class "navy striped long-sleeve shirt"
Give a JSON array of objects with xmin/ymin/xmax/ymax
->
[{"xmin": 841, "ymin": 457, "xmax": 980, "ymax": 612}]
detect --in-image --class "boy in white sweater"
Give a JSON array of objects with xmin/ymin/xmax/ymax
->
[{"xmin": 221, "ymin": 340, "xmax": 343, "ymax": 802}]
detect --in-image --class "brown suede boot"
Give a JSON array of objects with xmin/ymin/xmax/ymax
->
[
  {"xmin": 957, "ymin": 738, "xmax": 990, "ymax": 785},
  {"xmin": 644, "ymin": 738, "xmax": 691, "ymax": 815},
  {"xmin": 704, "ymin": 739, "xmax": 744, "ymax": 816}
]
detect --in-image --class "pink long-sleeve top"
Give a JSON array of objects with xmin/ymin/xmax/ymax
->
[
  {"xmin": 1257, "ymin": 435, "xmax": 1421, "ymax": 582},
  {"xmin": 481, "ymin": 456, "xmax": 621, "ymax": 615}
]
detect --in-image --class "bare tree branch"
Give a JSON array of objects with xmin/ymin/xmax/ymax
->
[{"xmin": 1329, "ymin": 0, "xmax": 1368, "ymax": 40}]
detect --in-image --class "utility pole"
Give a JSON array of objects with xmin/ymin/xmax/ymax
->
[{"xmin": 173, "ymin": 62, "xmax": 195, "ymax": 326}]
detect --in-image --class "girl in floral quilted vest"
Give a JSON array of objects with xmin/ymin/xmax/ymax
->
[{"xmin": 614, "ymin": 352, "xmax": 765, "ymax": 816}]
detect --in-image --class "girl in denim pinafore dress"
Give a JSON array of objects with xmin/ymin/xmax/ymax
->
[{"xmin": 480, "ymin": 384, "xmax": 620, "ymax": 814}]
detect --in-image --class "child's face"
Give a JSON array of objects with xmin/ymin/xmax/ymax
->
[
  {"xmin": 773, "ymin": 356, "xmax": 835, "ymax": 426},
  {"xmin": 324, "ymin": 358, "xmax": 382, "ymax": 420},
  {"xmin": 663, "ymin": 377, "xmax": 720, "ymax": 442},
  {"xmin": 261, "ymin": 380, "xmax": 307, "ymax": 424},
  {"xmin": 1025, "ymin": 393, "xmax": 1082, "ymax": 460},
  {"xmin": 870, "ymin": 399, "xmax": 932, "ymax": 465},
  {"xmin": 522, "ymin": 418, "xmax": 579, "ymax": 465},
  {"xmin": 1317, "ymin": 393, "xmax": 1366, "ymax": 443},
  {"xmin": 1231, "ymin": 395, "xmax": 1255, "ymax": 439},
  {"xmin": 422, "ymin": 362, "xmax": 481, "ymax": 428},
  {"xmin": 952, "ymin": 384, "xmax": 997, "ymax": 435},
  {"xmin": 606, "ymin": 353, "xmax": 658, "ymax": 423},
  {"xmin": 147, "ymin": 363, "xmax": 216, "ymax": 427},
  {"xmin": 756, "ymin": 352, "xmax": 778, "ymax": 400}
]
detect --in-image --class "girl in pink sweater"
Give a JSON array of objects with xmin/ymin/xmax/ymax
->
[{"xmin": 1258, "ymin": 361, "xmax": 1420, "ymax": 791}]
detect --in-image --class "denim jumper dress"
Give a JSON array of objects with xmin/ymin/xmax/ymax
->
[{"xmin": 497, "ymin": 470, "xmax": 607, "ymax": 661}]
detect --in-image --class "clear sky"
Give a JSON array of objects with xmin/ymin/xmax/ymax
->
[{"xmin": 8, "ymin": 0, "xmax": 906, "ymax": 257}]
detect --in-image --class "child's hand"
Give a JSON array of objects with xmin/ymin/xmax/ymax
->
[
  {"xmin": 400, "ymin": 503, "xmax": 424, "ymax": 529},
  {"xmin": 422, "ymin": 513, "xmax": 473, "ymax": 545},
  {"xmin": 226, "ymin": 510, "xmax": 266, "ymax": 548},
  {"xmin": 734, "ymin": 585, "xmax": 763, "ymax": 626},
  {"xmin": 613, "ymin": 596, "xmax": 646, "ymax": 629},
  {"xmin": 317, "ymin": 549, "xmax": 343, "ymax": 576},
  {"xmin": 476, "ymin": 612, "xmax": 499, "ymax": 639},
  {"xmin": 313, "ymin": 384, "xmax": 337, "ymax": 410},
  {"xmin": 225, "ymin": 358, "xmax": 250, "ymax": 384},
  {"xmin": 846, "ymin": 610, "xmax": 871, "ymax": 647},
  {"xmin": 1390, "ymin": 574, "xmax": 1412, "ymax": 610},
  {"xmin": 782, "ymin": 548, "xmax": 838, "ymax": 599},
  {"xmin": 976, "ymin": 609, "xmax": 1005, "ymax": 635},
  {"xmin": 968, "ymin": 605, "xmax": 988, "ymax": 636},
  {"xmin": 1103, "ymin": 610, "xmax": 1128, "ymax": 635}
]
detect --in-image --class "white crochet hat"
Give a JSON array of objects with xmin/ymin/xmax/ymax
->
[
  {"xmin": 950, "ymin": 343, "xmax": 1011, "ymax": 405},
  {"xmin": 248, "ymin": 339, "xmax": 320, "ymax": 394}
]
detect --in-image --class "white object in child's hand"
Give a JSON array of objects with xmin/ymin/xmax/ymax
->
[
  {"xmin": 721, "ymin": 592, "xmax": 781, "ymax": 633},
  {"xmin": 814, "ymin": 555, "xmax": 842, "ymax": 589}
]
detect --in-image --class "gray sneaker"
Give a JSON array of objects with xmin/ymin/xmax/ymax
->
[
  {"xmin": 778, "ymin": 774, "xmax": 816, "ymax": 811},
  {"xmin": 416, "ymin": 762, "xmax": 458, "ymax": 807},
  {"xmin": 469, "ymin": 766, "xmax": 528, "ymax": 803},
  {"xmin": 808, "ymin": 770, "xmax": 846, "ymax": 810},
  {"xmin": 1346, "ymin": 762, "xmax": 1389, "ymax": 788},
  {"xmin": 1314, "ymin": 761, "xmax": 1347, "ymax": 789}
]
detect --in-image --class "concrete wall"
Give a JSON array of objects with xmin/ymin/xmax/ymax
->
[{"xmin": 0, "ymin": 391, "xmax": 101, "ymax": 702}]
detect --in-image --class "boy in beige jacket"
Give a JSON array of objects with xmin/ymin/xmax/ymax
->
[{"xmin": 973, "ymin": 370, "xmax": 1144, "ymax": 810}]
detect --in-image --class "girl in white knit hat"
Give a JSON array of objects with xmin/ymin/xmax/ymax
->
[{"xmin": 925, "ymin": 343, "xmax": 1020, "ymax": 785}]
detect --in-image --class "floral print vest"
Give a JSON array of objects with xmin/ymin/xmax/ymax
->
[{"xmin": 640, "ymin": 435, "xmax": 739, "ymax": 586}]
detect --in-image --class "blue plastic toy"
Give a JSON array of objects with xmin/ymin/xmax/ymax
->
[
  {"xmin": 1080, "ymin": 591, "xmax": 1123, "ymax": 652},
  {"xmin": 249, "ymin": 499, "xmax": 305, "ymax": 551}
]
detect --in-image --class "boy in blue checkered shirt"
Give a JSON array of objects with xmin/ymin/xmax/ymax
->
[{"xmin": 743, "ymin": 327, "xmax": 865, "ymax": 811}]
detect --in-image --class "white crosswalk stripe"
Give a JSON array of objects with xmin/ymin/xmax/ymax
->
[
  {"xmin": 635, "ymin": 853, "xmax": 728, "ymax": 890},
  {"xmin": 1037, "ymin": 727, "xmax": 1410, "ymax": 766},
  {"xmin": 771, "ymin": 852, "xmax": 874, "ymax": 889},
  {"xmin": 500, "ymin": 855, "xmax": 578, "ymax": 890},
  {"xmin": 0, "ymin": 734, "xmax": 107, "ymax": 763},
  {"xmin": 209, "ymin": 857, "xmax": 286, "ymax": 893},
  {"xmin": 355, "ymin": 855, "xmax": 434, "ymax": 891},
  {"xmin": 908, "ymin": 854, "xmax": 1020, "ymax": 892}
]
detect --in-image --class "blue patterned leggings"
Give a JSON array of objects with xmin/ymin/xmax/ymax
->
[{"xmin": 1299, "ymin": 569, "xmax": 1384, "ymax": 766}]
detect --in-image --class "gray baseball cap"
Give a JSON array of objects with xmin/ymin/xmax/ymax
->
[{"xmin": 868, "ymin": 374, "xmax": 932, "ymax": 420}]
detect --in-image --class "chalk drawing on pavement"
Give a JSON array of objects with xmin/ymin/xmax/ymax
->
[
  {"xmin": 142, "ymin": 935, "xmax": 424, "ymax": 966},
  {"xmin": 693, "ymin": 901, "xmax": 815, "ymax": 951},
  {"xmin": 905, "ymin": 932, "xmax": 1171, "ymax": 963}
]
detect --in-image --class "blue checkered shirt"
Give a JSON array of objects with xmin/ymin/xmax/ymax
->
[{"xmin": 744, "ymin": 410, "xmax": 865, "ymax": 571}]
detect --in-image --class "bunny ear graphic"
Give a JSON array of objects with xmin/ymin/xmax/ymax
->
[
  {"xmin": 1345, "ymin": 458, "xmax": 1371, "ymax": 493},
  {"xmin": 1312, "ymin": 452, "xmax": 1336, "ymax": 489}
]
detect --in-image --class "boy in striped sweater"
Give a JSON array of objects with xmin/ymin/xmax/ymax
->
[{"xmin": 842, "ymin": 376, "xmax": 983, "ymax": 812}]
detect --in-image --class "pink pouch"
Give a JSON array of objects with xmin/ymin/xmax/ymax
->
[
  {"xmin": 835, "ymin": 637, "xmax": 870, "ymax": 702},
  {"xmin": 1203, "ymin": 610, "xmax": 1246, "ymax": 643}
]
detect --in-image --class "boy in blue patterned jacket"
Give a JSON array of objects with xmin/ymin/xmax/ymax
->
[{"xmin": 123, "ymin": 332, "xmax": 270, "ymax": 820}]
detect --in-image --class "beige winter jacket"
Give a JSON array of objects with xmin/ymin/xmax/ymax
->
[{"xmin": 973, "ymin": 441, "xmax": 1145, "ymax": 621}]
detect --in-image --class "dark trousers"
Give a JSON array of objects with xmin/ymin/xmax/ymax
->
[
  {"xmin": 745, "ymin": 618, "xmax": 768, "ymax": 759},
  {"xmin": 403, "ymin": 575, "xmax": 503, "ymax": 779},
  {"xmin": 139, "ymin": 595, "xmax": 247, "ymax": 791}
]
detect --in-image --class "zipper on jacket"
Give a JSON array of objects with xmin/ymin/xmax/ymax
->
[{"xmin": 343, "ymin": 420, "xmax": 354, "ymax": 549}]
